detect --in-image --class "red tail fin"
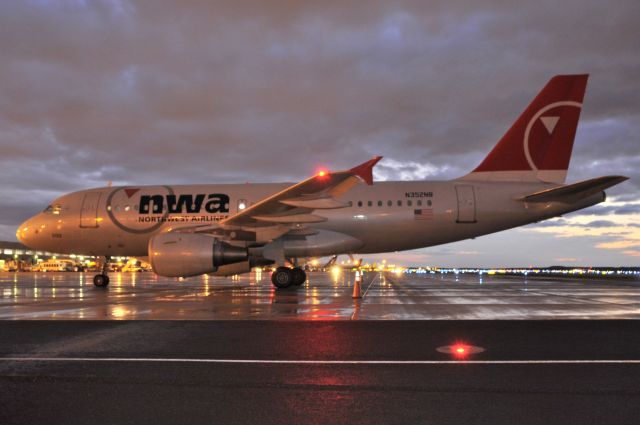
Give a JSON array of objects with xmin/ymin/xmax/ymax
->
[{"xmin": 467, "ymin": 74, "xmax": 588, "ymax": 183}]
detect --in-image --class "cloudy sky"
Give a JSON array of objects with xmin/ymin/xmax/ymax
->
[{"xmin": 0, "ymin": 0, "xmax": 638, "ymax": 266}]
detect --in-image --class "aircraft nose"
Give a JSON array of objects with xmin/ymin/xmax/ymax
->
[{"xmin": 16, "ymin": 216, "xmax": 38, "ymax": 247}]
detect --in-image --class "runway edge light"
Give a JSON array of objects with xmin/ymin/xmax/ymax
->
[{"xmin": 436, "ymin": 343, "xmax": 485, "ymax": 359}]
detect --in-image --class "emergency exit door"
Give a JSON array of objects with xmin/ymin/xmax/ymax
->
[
  {"xmin": 455, "ymin": 185, "xmax": 476, "ymax": 223},
  {"xmin": 80, "ymin": 192, "xmax": 101, "ymax": 228}
]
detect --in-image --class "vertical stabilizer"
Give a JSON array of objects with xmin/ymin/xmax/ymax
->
[{"xmin": 463, "ymin": 74, "xmax": 588, "ymax": 183}]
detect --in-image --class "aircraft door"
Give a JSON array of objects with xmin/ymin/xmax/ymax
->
[
  {"xmin": 80, "ymin": 192, "xmax": 102, "ymax": 228},
  {"xmin": 455, "ymin": 185, "xmax": 476, "ymax": 223}
]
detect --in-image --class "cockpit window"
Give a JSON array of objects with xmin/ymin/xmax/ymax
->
[{"xmin": 43, "ymin": 205, "xmax": 62, "ymax": 215}]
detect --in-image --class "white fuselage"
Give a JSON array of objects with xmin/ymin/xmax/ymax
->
[{"xmin": 17, "ymin": 180, "xmax": 604, "ymax": 259}]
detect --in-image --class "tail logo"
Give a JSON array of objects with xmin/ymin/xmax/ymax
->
[
  {"xmin": 540, "ymin": 116, "xmax": 559, "ymax": 134},
  {"xmin": 523, "ymin": 101, "xmax": 582, "ymax": 171}
]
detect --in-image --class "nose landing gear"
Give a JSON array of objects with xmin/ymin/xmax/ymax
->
[
  {"xmin": 93, "ymin": 256, "xmax": 110, "ymax": 288},
  {"xmin": 271, "ymin": 266, "xmax": 307, "ymax": 288}
]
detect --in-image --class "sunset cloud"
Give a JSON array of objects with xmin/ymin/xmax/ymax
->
[{"xmin": 0, "ymin": 0, "xmax": 638, "ymax": 266}]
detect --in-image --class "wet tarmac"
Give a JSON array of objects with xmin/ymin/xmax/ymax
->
[
  {"xmin": 1, "ymin": 270, "xmax": 640, "ymax": 319},
  {"xmin": 1, "ymin": 320, "xmax": 640, "ymax": 424},
  {"xmin": 2, "ymin": 272, "xmax": 640, "ymax": 423}
]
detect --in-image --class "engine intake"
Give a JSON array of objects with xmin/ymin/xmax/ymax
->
[{"xmin": 148, "ymin": 233, "xmax": 248, "ymax": 277}]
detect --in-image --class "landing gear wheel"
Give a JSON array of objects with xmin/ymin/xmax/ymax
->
[
  {"xmin": 271, "ymin": 267, "xmax": 293, "ymax": 289},
  {"xmin": 291, "ymin": 267, "xmax": 307, "ymax": 286},
  {"xmin": 93, "ymin": 274, "xmax": 110, "ymax": 287},
  {"xmin": 93, "ymin": 256, "xmax": 111, "ymax": 288}
]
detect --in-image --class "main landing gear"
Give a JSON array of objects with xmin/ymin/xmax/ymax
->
[
  {"xmin": 271, "ymin": 266, "xmax": 307, "ymax": 289},
  {"xmin": 93, "ymin": 256, "xmax": 110, "ymax": 288}
]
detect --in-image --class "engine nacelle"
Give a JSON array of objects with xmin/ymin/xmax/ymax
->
[{"xmin": 148, "ymin": 233, "xmax": 248, "ymax": 277}]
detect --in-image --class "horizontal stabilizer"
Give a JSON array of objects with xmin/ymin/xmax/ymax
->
[{"xmin": 517, "ymin": 175, "xmax": 628, "ymax": 203}]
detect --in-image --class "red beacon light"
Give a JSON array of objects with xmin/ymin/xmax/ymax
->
[{"xmin": 316, "ymin": 169, "xmax": 329, "ymax": 180}]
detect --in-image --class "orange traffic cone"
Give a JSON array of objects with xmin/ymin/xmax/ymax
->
[{"xmin": 352, "ymin": 271, "xmax": 362, "ymax": 298}]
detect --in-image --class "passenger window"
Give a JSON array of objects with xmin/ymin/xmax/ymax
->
[
  {"xmin": 377, "ymin": 201, "xmax": 383, "ymax": 207},
  {"xmin": 357, "ymin": 201, "xmax": 363, "ymax": 207},
  {"xmin": 387, "ymin": 200, "xmax": 392, "ymax": 207},
  {"xmin": 397, "ymin": 200, "xmax": 402, "ymax": 207},
  {"xmin": 408, "ymin": 200, "xmax": 412, "ymax": 207},
  {"xmin": 348, "ymin": 201, "xmax": 353, "ymax": 207},
  {"xmin": 427, "ymin": 200, "xmax": 432, "ymax": 206},
  {"xmin": 367, "ymin": 201, "xmax": 372, "ymax": 207},
  {"xmin": 417, "ymin": 200, "xmax": 422, "ymax": 206}
]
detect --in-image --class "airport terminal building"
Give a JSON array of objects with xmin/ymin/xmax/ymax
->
[
  {"xmin": 0, "ymin": 240, "xmax": 54, "ymax": 270},
  {"xmin": 0, "ymin": 240, "xmax": 134, "ymax": 271}
]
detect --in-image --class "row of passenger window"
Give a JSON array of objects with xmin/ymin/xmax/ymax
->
[
  {"xmin": 353, "ymin": 199, "xmax": 432, "ymax": 208},
  {"xmin": 105, "ymin": 201, "xmax": 431, "ymax": 212},
  {"xmin": 107, "ymin": 205, "xmax": 136, "ymax": 212}
]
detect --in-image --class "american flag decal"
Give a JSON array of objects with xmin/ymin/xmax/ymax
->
[{"xmin": 414, "ymin": 209, "xmax": 433, "ymax": 220}]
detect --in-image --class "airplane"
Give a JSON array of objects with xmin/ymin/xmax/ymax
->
[{"xmin": 17, "ymin": 74, "xmax": 628, "ymax": 288}]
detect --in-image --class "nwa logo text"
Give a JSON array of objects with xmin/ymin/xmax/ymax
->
[{"xmin": 139, "ymin": 194, "xmax": 230, "ymax": 214}]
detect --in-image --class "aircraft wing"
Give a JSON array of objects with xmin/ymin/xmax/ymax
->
[
  {"xmin": 220, "ymin": 156, "xmax": 382, "ymax": 233},
  {"xmin": 517, "ymin": 175, "xmax": 628, "ymax": 203}
]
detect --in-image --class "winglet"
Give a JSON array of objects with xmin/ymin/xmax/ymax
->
[{"xmin": 349, "ymin": 156, "xmax": 383, "ymax": 185}]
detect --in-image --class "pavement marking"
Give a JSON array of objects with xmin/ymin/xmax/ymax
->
[
  {"xmin": 2, "ymin": 357, "xmax": 640, "ymax": 365},
  {"xmin": 361, "ymin": 272, "xmax": 379, "ymax": 298}
]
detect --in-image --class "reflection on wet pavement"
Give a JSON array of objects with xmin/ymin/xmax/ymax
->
[{"xmin": 1, "ymin": 270, "xmax": 639, "ymax": 319}]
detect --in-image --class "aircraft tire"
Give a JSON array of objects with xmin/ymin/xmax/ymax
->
[
  {"xmin": 271, "ymin": 267, "xmax": 293, "ymax": 288},
  {"xmin": 93, "ymin": 274, "xmax": 110, "ymax": 287},
  {"xmin": 291, "ymin": 268, "xmax": 306, "ymax": 286}
]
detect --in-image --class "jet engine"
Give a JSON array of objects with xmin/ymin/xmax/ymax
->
[{"xmin": 148, "ymin": 233, "xmax": 248, "ymax": 277}]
